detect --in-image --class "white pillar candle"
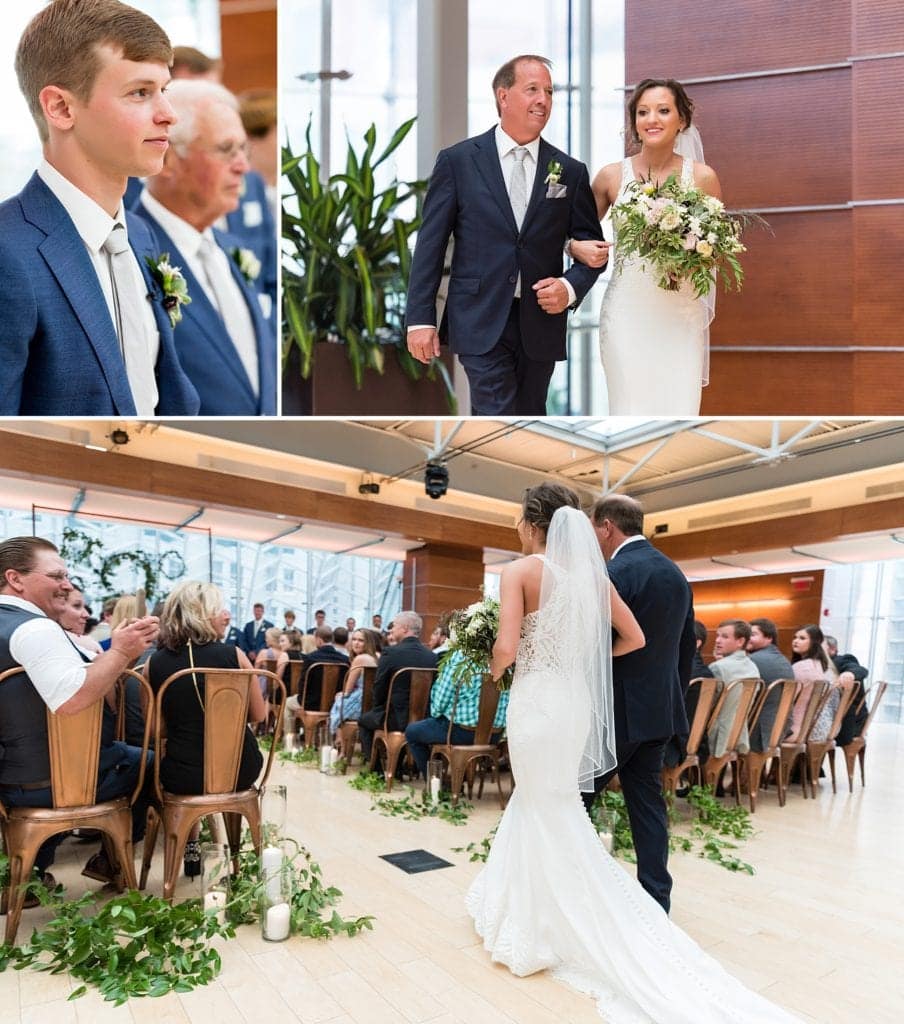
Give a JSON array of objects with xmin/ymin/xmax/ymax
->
[
  {"xmin": 261, "ymin": 845, "xmax": 283, "ymax": 902},
  {"xmin": 203, "ymin": 889, "xmax": 227, "ymax": 925},
  {"xmin": 429, "ymin": 776, "xmax": 441, "ymax": 806},
  {"xmin": 329, "ymin": 747, "xmax": 339, "ymax": 769},
  {"xmin": 264, "ymin": 901, "xmax": 291, "ymax": 940},
  {"xmin": 599, "ymin": 830, "xmax": 613, "ymax": 854},
  {"xmin": 320, "ymin": 744, "xmax": 331, "ymax": 772}
]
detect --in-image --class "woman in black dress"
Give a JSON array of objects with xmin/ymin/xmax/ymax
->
[{"xmin": 146, "ymin": 580, "xmax": 267, "ymax": 796}]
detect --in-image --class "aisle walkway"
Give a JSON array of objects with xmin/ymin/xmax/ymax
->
[{"xmin": 2, "ymin": 725, "xmax": 902, "ymax": 1023}]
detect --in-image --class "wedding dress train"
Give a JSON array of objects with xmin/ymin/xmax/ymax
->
[{"xmin": 466, "ymin": 538, "xmax": 801, "ymax": 1023}]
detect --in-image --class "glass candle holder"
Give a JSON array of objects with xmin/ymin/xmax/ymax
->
[
  {"xmin": 260, "ymin": 783, "xmax": 287, "ymax": 843},
  {"xmin": 201, "ymin": 841, "xmax": 230, "ymax": 926},
  {"xmin": 259, "ymin": 844, "xmax": 292, "ymax": 941},
  {"xmin": 428, "ymin": 757, "xmax": 444, "ymax": 806}
]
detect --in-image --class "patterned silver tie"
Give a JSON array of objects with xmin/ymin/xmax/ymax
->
[
  {"xmin": 102, "ymin": 225, "xmax": 141, "ymax": 357},
  {"xmin": 510, "ymin": 146, "xmax": 529, "ymax": 230}
]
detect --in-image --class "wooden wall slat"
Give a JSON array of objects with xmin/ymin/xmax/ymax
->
[
  {"xmin": 852, "ymin": 0, "xmax": 904, "ymax": 54},
  {"xmin": 626, "ymin": 0, "xmax": 851, "ymax": 82}
]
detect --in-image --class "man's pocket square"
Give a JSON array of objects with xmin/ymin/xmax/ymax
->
[{"xmin": 546, "ymin": 184, "xmax": 568, "ymax": 199}]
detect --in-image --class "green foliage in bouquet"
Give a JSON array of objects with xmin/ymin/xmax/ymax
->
[
  {"xmin": 611, "ymin": 174, "xmax": 755, "ymax": 298},
  {"xmin": 282, "ymin": 118, "xmax": 455, "ymax": 406},
  {"xmin": 445, "ymin": 598, "xmax": 513, "ymax": 691}
]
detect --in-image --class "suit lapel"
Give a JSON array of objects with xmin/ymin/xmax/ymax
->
[
  {"xmin": 521, "ymin": 138, "xmax": 555, "ymax": 232},
  {"xmin": 140, "ymin": 206, "xmax": 257, "ymax": 404},
  {"xmin": 471, "ymin": 128, "xmax": 519, "ymax": 234},
  {"xmin": 21, "ymin": 175, "xmax": 135, "ymax": 414},
  {"xmin": 130, "ymin": 216, "xmax": 176, "ymax": 344}
]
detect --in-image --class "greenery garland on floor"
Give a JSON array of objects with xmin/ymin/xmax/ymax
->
[
  {"xmin": 0, "ymin": 832, "xmax": 373, "ymax": 1005},
  {"xmin": 348, "ymin": 770, "xmax": 473, "ymax": 825},
  {"xmin": 453, "ymin": 785, "xmax": 755, "ymax": 874}
]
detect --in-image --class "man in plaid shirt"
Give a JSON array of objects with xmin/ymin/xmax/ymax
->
[{"xmin": 405, "ymin": 649, "xmax": 509, "ymax": 779}]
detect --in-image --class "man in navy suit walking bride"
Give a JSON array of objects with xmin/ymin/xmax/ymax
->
[{"xmin": 405, "ymin": 55, "xmax": 605, "ymax": 415}]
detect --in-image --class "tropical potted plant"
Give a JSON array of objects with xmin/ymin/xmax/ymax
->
[{"xmin": 282, "ymin": 118, "xmax": 455, "ymax": 414}]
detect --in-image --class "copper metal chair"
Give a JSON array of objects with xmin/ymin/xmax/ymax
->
[
  {"xmin": 429, "ymin": 673, "xmax": 507, "ymax": 807},
  {"xmin": 806, "ymin": 677, "xmax": 860, "ymax": 794},
  {"xmin": 335, "ymin": 665, "xmax": 377, "ymax": 764},
  {"xmin": 369, "ymin": 668, "xmax": 437, "ymax": 791},
  {"xmin": 702, "ymin": 677, "xmax": 763, "ymax": 803},
  {"xmin": 0, "ymin": 666, "xmax": 152, "ymax": 945},
  {"xmin": 840, "ymin": 681, "xmax": 887, "ymax": 791},
  {"xmin": 138, "ymin": 667, "xmax": 285, "ymax": 901},
  {"xmin": 780, "ymin": 679, "xmax": 830, "ymax": 798},
  {"xmin": 661, "ymin": 677, "xmax": 719, "ymax": 796},
  {"xmin": 280, "ymin": 658, "xmax": 304, "ymax": 699},
  {"xmin": 737, "ymin": 677, "xmax": 798, "ymax": 811},
  {"xmin": 295, "ymin": 662, "xmax": 345, "ymax": 748}
]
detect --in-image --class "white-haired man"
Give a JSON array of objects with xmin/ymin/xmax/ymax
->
[{"xmin": 132, "ymin": 78, "xmax": 275, "ymax": 415}]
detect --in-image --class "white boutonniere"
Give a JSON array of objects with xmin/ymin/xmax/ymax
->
[
  {"xmin": 231, "ymin": 246, "xmax": 261, "ymax": 284},
  {"xmin": 145, "ymin": 253, "xmax": 191, "ymax": 328},
  {"xmin": 545, "ymin": 159, "xmax": 567, "ymax": 198}
]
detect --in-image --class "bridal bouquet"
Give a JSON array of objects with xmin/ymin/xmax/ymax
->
[
  {"xmin": 610, "ymin": 174, "xmax": 747, "ymax": 297},
  {"xmin": 445, "ymin": 597, "xmax": 513, "ymax": 691}
]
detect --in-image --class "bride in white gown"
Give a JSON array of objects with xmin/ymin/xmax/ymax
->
[
  {"xmin": 465, "ymin": 482, "xmax": 802, "ymax": 1023},
  {"xmin": 570, "ymin": 78, "xmax": 721, "ymax": 416}
]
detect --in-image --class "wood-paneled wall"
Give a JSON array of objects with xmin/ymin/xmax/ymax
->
[
  {"xmin": 691, "ymin": 571, "xmax": 824, "ymax": 662},
  {"xmin": 219, "ymin": 0, "xmax": 276, "ymax": 94},
  {"xmin": 626, "ymin": 0, "xmax": 904, "ymax": 414}
]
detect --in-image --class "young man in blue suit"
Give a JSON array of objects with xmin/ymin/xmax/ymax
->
[
  {"xmin": 0, "ymin": 0, "xmax": 199, "ymax": 417},
  {"xmin": 406, "ymin": 54, "xmax": 606, "ymax": 415},
  {"xmin": 585, "ymin": 494, "xmax": 696, "ymax": 915},
  {"xmin": 132, "ymin": 79, "xmax": 276, "ymax": 415}
]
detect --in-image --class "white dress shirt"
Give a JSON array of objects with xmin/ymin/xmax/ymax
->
[
  {"xmin": 37, "ymin": 159, "xmax": 160, "ymax": 415},
  {"xmin": 1, "ymin": 596, "xmax": 88, "ymax": 712},
  {"xmin": 139, "ymin": 191, "xmax": 259, "ymax": 396},
  {"xmin": 610, "ymin": 534, "xmax": 647, "ymax": 560}
]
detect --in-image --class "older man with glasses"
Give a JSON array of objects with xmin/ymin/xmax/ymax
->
[
  {"xmin": 0, "ymin": 536, "xmax": 158, "ymax": 893},
  {"xmin": 132, "ymin": 78, "xmax": 276, "ymax": 416}
]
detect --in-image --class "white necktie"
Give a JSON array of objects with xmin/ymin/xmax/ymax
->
[
  {"xmin": 197, "ymin": 236, "xmax": 260, "ymax": 397},
  {"xmin": 509, "ymin": 147, "xmax": 529, "ymax": 230},
  {"xmin": 102, "ymin": 225, "xmax": 144, "ymax": 358}
]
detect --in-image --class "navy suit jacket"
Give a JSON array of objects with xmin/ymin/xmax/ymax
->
[
  {"xmin": 133, "ymin": 198, "xmax": 276, "ymax": 415},
  {"xmin": 0, "ymin": 173, "xmax": 199, "ymax": 416},
  {"xmin": 240, "ymin": 618, "xmax": 274, "ymax": 655},
  {"xmin": 406, "ymin": 127, "xmax": 604, "ymax": 361},
  {"xmin": 607, "ymin": 538, "xmax": 695, "ymax": 744},
  {"xmin": 225, "ymin": 171, "xmax": 277, "ymax": 314}
]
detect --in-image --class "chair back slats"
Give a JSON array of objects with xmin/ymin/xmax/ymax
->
[
  {"xmin": 46, "ymin": 699, "xmax": 103, "ymax": 808},
  {"xmin": 684, "ymin": 677, "xmax": 718, "ymax": 757},
  {"xmin": 300, "ymin": 662, "xmax": 344, "ymax": 713},
  {"xmin": 824, "ymin": 678, "xmax": 859, "ymax": 743},
  {"xmin": 284, "ymin": 659, "xmax": 304, "ymax": 698},
  {"xmin": 722, "ymin": 678, "xmax": 763, "ymax": 753},
  {"xmin": 859, "ymin": 681, "xmax": 887, "ymax": 738},
  {"xmin": 202, "ymin": 672, "xmax": 252, "ymax": 794},
  {"xmin": 754, "ymin": 678, "xmax": 799, "ymax": 751},
  {"xmin": 382, "ymin": 667, "xmax": 437, "ymax": 731},
  {"xmin": 447, "ymin": 673, "xmax": 501, "ymax": 745},
  {"xmin": 358, "ymin": 665, "xmax": 377, "ymax": 716},
  {"xmin": 795, "ymin": 679, "xmax": 830, "ymax": 743}
]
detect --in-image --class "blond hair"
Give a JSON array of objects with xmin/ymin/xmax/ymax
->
[{"xmin": 159, "ymin": 580, "xmax": 223, "ymax": 651}]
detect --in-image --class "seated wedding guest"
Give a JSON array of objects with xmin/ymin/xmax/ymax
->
[
  {"xmin": 275, "ymin": 628, "xmax": 305, "ymax": 681},
  {"xmin": 428, "ymin": 618, "xmax": 451, "ymax": 655},
  {"xmin": 664, "ymin": 620, "xmax": 713, "ymax": 771},
  {"xmin": 405, "ymin": 648, "xmax": 509, "ymax": 780},
  {"xmin": 301, "ymin": 633, "xmax": 317, "ymax": 655},
  {"xmin": 707, "ymin": 619, "xmax": 758, "ymax": 759},
  {"xmin": 331, "ymin": 626, "xmax": 350, "ymax": 658},
  {"xmin": 145, "ymin": 582, "xmax": 265, "ymax": 795},
  {"xmin": 89, "ymin": 597, "xmax": 118, "ymax": 644},
  {"xmin": 145, "ymin": 580, "xmax": 265, "ymax": 872},
  {"xmin": 98, "ymin": 592, "xmax": 140, "ymax": 649},
  {"xmin": 0, "ymin": 536, "xmax": 157, "ymax": 886},
  {"xmin": 788, "ymin": 625, "xmax": 837, "ymax": 743},
  {"xmin": 254, "ymin": 627, "xmax": 283, "ymax": 668},
  {"xmin": 357, "ymin": 612, "xmax": 438, "ymax": 763},
  {"xmin": 283, "ymin": 626, "xmax": 350, "ymax": 723},
  {"xmin": 327, "ymin": 628, "xmax": 381, "ymax": 735},
  {"xmin": 746, "ymin": 617, "xmax": 795, "ymax": 752},
  {"xmin": 825, "ymin": 635, "xmax": 869, "ymax": 745},
  {"xmin": 60, "ymin": 587, "xmax": 103, "ymax": 655},
  {"xmin": 0, "ymin": 0, "xmax": 199, "ymax": 417},
  {"xmin": 132, "ymin": 79, "xmax": 276, "ymax": 415}
]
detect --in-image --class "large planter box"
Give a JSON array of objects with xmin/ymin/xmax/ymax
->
[{"xmin": 282, "ymin": 341, "xmax": 456, "ymax": 416}]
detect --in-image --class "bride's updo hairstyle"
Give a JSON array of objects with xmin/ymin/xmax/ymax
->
[
  {"xmin": 521, "ymin": 482, "xmax": 581, "ymax": 539},
  {"xmin": 626, "ymin": 77, "xmax": 694, "ymax": 145}
]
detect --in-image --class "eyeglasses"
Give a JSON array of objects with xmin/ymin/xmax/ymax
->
[
  {"xmin": 27, "ymin": 570, "xmax": 71, "ymax": 583},
  {"xmin": 205, "ymin": 140, "xmax": 251, "ymax": 163}
]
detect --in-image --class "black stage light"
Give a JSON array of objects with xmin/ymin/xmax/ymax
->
[
  {"xmin": 109, "ymin": 429, "xmax": 130, "ymax": 446},
  {"xmin": 358, "ymin": 482, "xmax": 381, "ymax": 495},
  {"xmin": 424, "ymin": 461, "xmax": 449, "ymax": 499}
]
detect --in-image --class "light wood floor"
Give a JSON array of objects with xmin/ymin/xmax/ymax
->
[{"xmin": 3, "ymin": 725, "xmax": 902, "ymax": 1024}]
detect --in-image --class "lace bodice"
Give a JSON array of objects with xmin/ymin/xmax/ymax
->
[{"xmin": 515, "ymin": 609, "xmax": 544, "ymax": 676}]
